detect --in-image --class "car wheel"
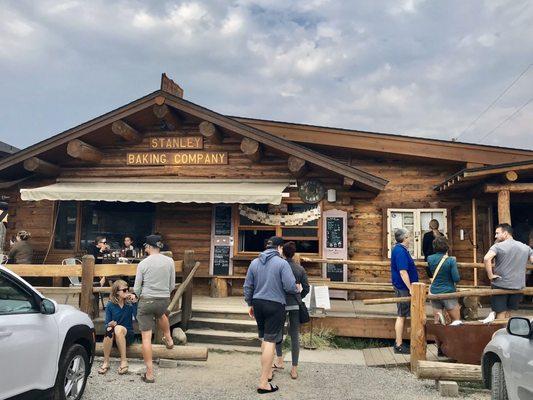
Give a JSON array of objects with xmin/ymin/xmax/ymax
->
[
  {"xmin": 491, "ymin": 361, "xmax": 509, "ymax": 400},
  {"xmin": 53, "ymin": 344, "xmax": 89, "ymax": 400}
]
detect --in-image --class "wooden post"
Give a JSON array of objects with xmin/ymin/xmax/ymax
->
[
  {"xmin": 240, "ymin": 137, "xmax": 263, "ymax": 162},
  {"xmin": 210, "ymin": 277, "xmax": 228, "ymax": 298},
  {"xmin": 79, "ymin": 255, "xmax": 95, "ymax": 317},
  {"xmin": 287, "ymin": 156, "xmax": 307, "ymax": 177},
  {"xmin": 181, "ymin": 250, "xmax": 195, "ymax": 330},
  {"xmin": 410, "ymin": 282, "xmax": 427, "ymax": 372},
  {"xmin": 497, "ymin": 190, "xmax": 511, "ymax": 224},
  {"xmin": 153, "ymin": 104, "xmax": 182, "ymax": 130},
  {"xmin": 111, "ymin": 120, "xmax": 142, "ymax": 143},
  {"xmin": 472, "ymin": 198, "xmax": 478, "ymax": 286},
  {"xmin": 23, "ymin": 157, "xmax": 60, "ymax": 176},
  {"xmin": 199, "ymin": 121, "xmax": 223, "ymax": 144},
  {"xmin": 67, "ymin": 139, "xmax": 103, "ymax": 163}
]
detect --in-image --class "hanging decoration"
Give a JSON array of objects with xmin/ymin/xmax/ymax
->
[{"xmin": 239, "ymin": 204, "xmax": 321, "ymax": 226}]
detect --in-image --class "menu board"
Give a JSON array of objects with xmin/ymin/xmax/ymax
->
[
  {"xmin": 322, "ymin": 210, "xmax": 348, "ymax": 259},
  {"xmin": 326, "ymin": 217, "xmax": 344, "ymax": 248},
  {"xmin": 213, "ymin": 245, "xmax": 230, "ymax": 275},
  {"xmin": 214, "ymin": 205, "xmax": 232, "ymax": 236},
  {"xmin": 326, "ymin": 263, "xmax": 344, "ymax": 282}
]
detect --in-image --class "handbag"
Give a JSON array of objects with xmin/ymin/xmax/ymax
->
[{"xmin": 298, "ymin": 301, "xmax": 310, "ymax": 324}]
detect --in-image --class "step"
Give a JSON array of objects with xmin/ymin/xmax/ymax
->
[
  {"xmin": 192, "ymin": 309, "xmax": 251, "ymax": 321},
  {"xmin": 188, "ymin": 317, "xmax": 258, "ymax": 333},
  {"xmin": 186, "ymin": 329, "xmax": 261, "ymax": 347},
  {"xmin": 188, "ymin": 342, "xmax": 261, "ymax": 354}
]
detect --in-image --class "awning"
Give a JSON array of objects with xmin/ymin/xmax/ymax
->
[{"xmin": 20, "ymin": 180, "xmax": 290, "ymax": 204}]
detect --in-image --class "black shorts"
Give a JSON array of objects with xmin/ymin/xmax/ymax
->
[
  {"xmin": 252, "ymin": 299, "xmax": 285, "ymax": 343},
  {"xmin": 395, "ymin": 288, "xmax": 411, "ymax": 317},
  {"xmin": 490, "ymin": 286, "xmax": 523, "ymax": 313}
]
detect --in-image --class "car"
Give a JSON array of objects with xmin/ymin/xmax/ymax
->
[
  {"xmin": 482, "ymin": 316, "xmax": 533, "ymax": 400},
  {"xmin": 0, "ymin": 265, "xmax": 95, "ymax": 400}
]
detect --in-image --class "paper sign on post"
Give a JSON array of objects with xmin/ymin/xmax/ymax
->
[{"xmin": 313, "ymin": 286, "xmax": 331, "ymax": 310}]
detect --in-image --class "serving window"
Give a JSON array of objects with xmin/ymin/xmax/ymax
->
[{"xmin": 236, "ymin": 201, "xmax": 321, "ymax": 255}]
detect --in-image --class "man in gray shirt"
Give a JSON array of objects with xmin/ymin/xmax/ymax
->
[
  {"xmin": 484, "ymin": 223, "xmax": 533, "ymax": 320},
  {"xmin": 133, "ymin": 234, "xmax": 175, "ymax": 383}
]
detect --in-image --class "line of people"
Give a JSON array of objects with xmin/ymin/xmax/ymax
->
[
  {"xmin": 244, "ymin": 236, "xmax": 310, "ymax": 394},
  {"xmin": 392, "ymin": 222, "xmax": 533, "ymax": 355}
]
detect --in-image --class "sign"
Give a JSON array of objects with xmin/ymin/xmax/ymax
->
[
  {"xmin": 322, "ymin": 209, "xmax": 348, "ymax": 259},
  {"xmin": 326, "ymin": 263, "xmax": 344, "ymax": 282},
  {"xmin": 214, "ymin": 205, "xmax": 232, "ymax": 236},
  {"xmin": 150, "ymin": 136, "xmax": 203, "ymax": 150},
  {"xmin": 313, "ymin": 286, "xmax": 331, "ymax": 310},
  {"xmin": 213, "ymin": 245, "xmax": 230, "ymax": 275},
  {"xmin": 126, "ymin": 151, "xmax": 228, "ymax": 165}
]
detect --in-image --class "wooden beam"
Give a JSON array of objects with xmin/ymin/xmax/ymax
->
[
  {"xmin": 23, "ymin": 157, "xmax": 59, "ymax": 176},
  {"xmin": 67, "ymin": 139, "xmax": 103, "ymax": 163},
  {"xmin": 80, "ymin": 255, "xmax": 95, "ymax": 317},
  {"xmin": 505, "ymin": 170, "xmax": 518, "ymax": 182},
  {"xmin": 180, "ymin": 250, "xmax": 195, "ymax": 330},
  {"xmin": 287, "ymin": 156, "xmax": 307, "ymax": 177},
  {"xmin": 199, "ymin": 121, "xmax": 223, "ymax": 144},
  {"xmin": 485, "ymin": 183, "xmax": 533, "ymax": 193},
  {"xmin": 240, "ymin": 137, "xmax": 263, "ymax": 162},
  {"xmin": 410, "ymin": 282, "xmax": 427, "ymax": 372},
  {"xmin": 95, "ymin": 343, "xmax": 207, "ymax": 361},
  {"xmin": 153, "ymin": 104, "xmax": 182, "ymax": 130},
  {"xmin": 498, "ymin": 190, "xmax": 511, "ymax": 224},
  {"xmin": 416, "ymin": 361, "xmax": 481, "ymax": 382},
  {"xmin": 343, "ymin": 177, "xmax": 355, "ymax": 188},
  {"xmin": 111, "ymin": 120, "xmax": 142, "ymax": 143}
]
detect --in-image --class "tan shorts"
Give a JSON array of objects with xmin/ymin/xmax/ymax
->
[{"xmin": 137, "ymin": 297, "xmax": 170, "ymax": 332}]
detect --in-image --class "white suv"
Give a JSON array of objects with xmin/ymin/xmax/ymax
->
[{"xmin": 0, "ymin": 265, "xmax": 95, "ymax": 400}]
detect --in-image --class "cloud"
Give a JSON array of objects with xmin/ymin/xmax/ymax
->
[{"xmin": 0, "ymin": 0, "xmax": 531, "ymax": 152}]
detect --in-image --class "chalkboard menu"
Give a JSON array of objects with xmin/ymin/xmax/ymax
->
[
  {"xmin": 326, "ymin": 263, "xmax": 344, "ymax": 282},
  {"xmin": 326, "ymin": 217, "xmax": 344, "ymax": 248},
  {"xmin": 213, "ymin": 245, "xmax": 230, "ymax": 275},
  {"xmin": 214, "ymin": 205, "xmax": 232, "ymax": 236}
]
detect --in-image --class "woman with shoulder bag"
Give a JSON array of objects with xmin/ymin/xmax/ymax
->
[{"xmin": 273, "ymin": 242, "xmax": 310, "ymax": 380}]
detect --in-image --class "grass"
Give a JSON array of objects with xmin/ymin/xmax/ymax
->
[{"xmin": 281, "ymin": 328, "xmax": 393, "ymax": 350}]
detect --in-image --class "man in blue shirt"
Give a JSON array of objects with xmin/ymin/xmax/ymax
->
[{"xmin": 390, "ymin": 228, "xmax": 419, "ymax": 354}]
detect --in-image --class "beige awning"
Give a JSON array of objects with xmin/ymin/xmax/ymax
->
[{"xmin": 20, "ymin": 180, "xmax": 289, "ymax": 204}]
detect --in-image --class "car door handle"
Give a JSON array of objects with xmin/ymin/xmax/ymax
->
[{"xmin": 0, "ymin": 331, "xmax": 13, "ymax": 338}]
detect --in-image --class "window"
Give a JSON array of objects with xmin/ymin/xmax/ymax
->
[
  {"xmin": 387, "ymin": 208, "xmax": 448, "ymax": 259},
  {"xmin": 80, "ymin": 202, "xmax": 155, "ymax": 250},
  {"xmin": 236, "ymin": 202, "xmax": 321, "ymax": 254},
  {"xmin": 0, "ymin": 274, "xmax": 38, "ymax": 315},
  {"xmin": 54, "ymin": 201, "xmax": 78, "ymax": 250}
]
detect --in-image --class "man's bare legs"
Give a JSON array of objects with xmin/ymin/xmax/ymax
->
[
  {"xmin": 157, "ymin": 314, "xmax": 173, "ymax": 347},
  {"xmin": 259, "ymin": 341, "xmax": 275, "ymax": 390},
  {"xmin": 395, "ymin": 316, "xmax": 405, "ymax": 346},
  {"xmin": 141, "ymin": 330, "xmax": 154, "ymax": 380}
]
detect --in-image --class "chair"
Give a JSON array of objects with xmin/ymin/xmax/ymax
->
[{"xmin": 62, "ymin": 258, "xmax": 82, "ymax": 304}]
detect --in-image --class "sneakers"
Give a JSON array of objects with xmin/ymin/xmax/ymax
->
[{"xmin": 394, "ymin": 343, "xmax": 410, "ymax": 354}]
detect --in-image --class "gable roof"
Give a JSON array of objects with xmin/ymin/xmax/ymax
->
[
  {"xmin": 233, "ymin": 116, "xmax": 533, "ymax": 165},
  {"xmin": 0, "ymin": 90, "xmax": 388, "ymax": 192}
]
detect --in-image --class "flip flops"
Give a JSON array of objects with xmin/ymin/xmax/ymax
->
[
  {"xmin": 272, "ymin": 364, "xmax": 284, "ymax": 370},
  {"xmin": 118, "ymin": 365, "xmax": 129, "ymax": 375},
  {"xmin": 97, "ymin": 365, "xmax": 110, "ymax": 375},
  {"xmin": 141, "ymin": 373, "xmax": 155, "ymax": 383},
  {"xmin": 257, "ymin": 383, "xmax": 279, "ymax": 394}
]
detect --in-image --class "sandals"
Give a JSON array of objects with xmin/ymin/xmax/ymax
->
[
  {"xmin": 162, "ymin": 336, "xmax": 174, "ymax": 350},
  {"xmin": 97, "ymin": 365, "xmax": 110, "ymax": 375},
  {"xmin": 272, "ymin": 364, "xmax": 284, "ymax": 370},
  {"xmin": 290, "ymin": 371, "xmax": 298, "ymax": 380},
  {"xmin": 141, "ymin": 373, "xmax": 155, "ymax": 383},
  {"xmin": 118, "ymin": 365, "xmax": 129, "ymax": 375},
  {"xmin": 257, "ymin": 383, "xmax": 279, "ymax": 394}
]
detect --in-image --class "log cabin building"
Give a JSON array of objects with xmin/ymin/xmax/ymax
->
[{"xmin": 0, "ymin": 74, "xmax": 531, "ymax": 296}]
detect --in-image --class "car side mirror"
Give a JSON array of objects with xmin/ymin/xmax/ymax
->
[
  {"xmin": 507, "ymin": 317, "xmax": 531, "ymax": 338},
  {"xmin": 40, "ymin": 298, "xmax": 56, "ymax": 315}
]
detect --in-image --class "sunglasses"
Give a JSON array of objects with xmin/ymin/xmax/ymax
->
[
  {"xmin": 99, "ymin": 241, "xmax": 107, "ymax": 244},
  {"xmin": 119, "ymin": 288, "xmax": 129, "ymax": 293}
]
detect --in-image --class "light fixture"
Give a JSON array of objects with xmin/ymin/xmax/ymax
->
[{"xmin": 327, "ymin": 189, "xmax": 336, "ymax": 202}]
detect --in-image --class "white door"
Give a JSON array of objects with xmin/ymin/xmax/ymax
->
[{"xmin": 0, "ymin": 272, "xmax": 59, "ymax": 398}]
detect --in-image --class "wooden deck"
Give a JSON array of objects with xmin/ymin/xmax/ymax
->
[{"xmin": 363, "ymin": 344, "xmax": 446, "ymax": 368}]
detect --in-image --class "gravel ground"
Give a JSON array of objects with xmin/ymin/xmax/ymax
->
[{"xmin": 84, "ymin": 352, "xmax": 490, "ymax": 400}]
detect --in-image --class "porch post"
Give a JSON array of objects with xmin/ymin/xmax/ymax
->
[{"xmin": 497, "ymin": 190, "xmax": 511, "ymax": 225}]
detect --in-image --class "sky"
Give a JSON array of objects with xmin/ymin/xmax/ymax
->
[{"xmin": 0, "ymin": 0, "xmax": 532, "ymax": 151}]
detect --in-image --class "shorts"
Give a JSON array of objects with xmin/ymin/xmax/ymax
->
[
  {"xmin": 137, "ymin": 297, "xmax": 170, "ymax": 332},
  {"xmin": 395, "ymin": 288, "xmax": 411, "ymax": 317},
  {"xmin": 252, "ymin": 299, "xmax": 285, "ymax": 343},
  {"xmin": 431, "ymin": 298, "xmax": 459, "ymax": 311},
  {"xmin": 490, "ymin": 286, "xmax": 522, "ymax": 313}
]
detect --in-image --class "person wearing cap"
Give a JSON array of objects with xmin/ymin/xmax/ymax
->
[
  {"xmin": 8, "ymin": 230, "xmax": 33, "ymax": 264},
  {"xmin": 133, "ymin": 234, "xmax": 176, "ymax": 383},
  {"xmin": 244, "ymin": 236, "xmax": 298, "ymax": 395}
]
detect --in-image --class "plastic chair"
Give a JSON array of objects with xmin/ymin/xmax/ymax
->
[{"xmin": 62, "ymin": 258, "xmax": 82, "ymax": 304}]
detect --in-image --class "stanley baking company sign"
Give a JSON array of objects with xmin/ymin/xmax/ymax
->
[{"xmin": 127, "ymin": 136, "xmax": 228, "ymax": 165}]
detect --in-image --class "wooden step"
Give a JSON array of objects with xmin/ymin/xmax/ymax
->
[
  {"xmin": 186, "ymin": 329, "xmax": 261, "ymax": 347},
  {"xmin": 192, "ymin": 310, "xmax": 250, "ymax": 321},
  {"xmin": 188, "ymin": 317, "xmax": 258, "ymax": 333}
]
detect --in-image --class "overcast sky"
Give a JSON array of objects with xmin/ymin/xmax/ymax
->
[{"xmin": 0, "ymin": 0, "xmax": 532, "ymax": 151}]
